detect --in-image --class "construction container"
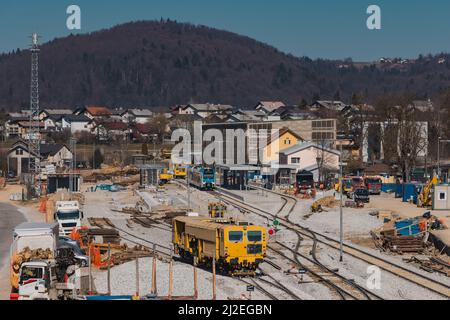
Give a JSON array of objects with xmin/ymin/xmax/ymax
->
[
  {"xmin": 381, "ymin": 183, "xmax": 396, "ymax": 193},
  {"xmin": 402, "ymin": 183, "xmax": 419, "ymax": 204},
  {"xmin": 395, "ymin": 219, "xmax": 421, "ymax": 236},
  {"xmin": 433, "ymin": 184, "xmax": 450, "ymax": 210},
  {"xmin": 395, "ymin": 183, "xmax": 403, "ymax": 198}
]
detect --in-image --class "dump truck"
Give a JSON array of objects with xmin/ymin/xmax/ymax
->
[
  {"xmin": 10, "ymin": 223, "xmax": 59, "ymax": 295},
  {"xmin": 55, "ymin": 201, "xmax": 84, "ymax": 236}
]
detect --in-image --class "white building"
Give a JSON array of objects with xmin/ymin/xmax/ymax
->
[{"xmin": 61, "ymin": 115, "xmax": 92, "ymax": 134}]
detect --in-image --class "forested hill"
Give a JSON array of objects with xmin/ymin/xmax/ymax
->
[{"xmin": 1, "ymin": 19, "xmax": 450, "ymax": 110}]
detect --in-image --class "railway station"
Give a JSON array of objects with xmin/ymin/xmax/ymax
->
[{"xmin": 215, "ymin": 164, "xmax": 261, "ymax": 190}]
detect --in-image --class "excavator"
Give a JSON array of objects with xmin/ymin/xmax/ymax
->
[
  {"xmin": 159, "ymin": 168, "xmax": 174, "ymax": 185},
  {"xmin": 417, "ymin": 174, "xmax": 439, "ymax": 208}
]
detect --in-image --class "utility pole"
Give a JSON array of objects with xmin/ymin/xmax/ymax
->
[
  {"xmin": 28, "ymin": 33, "xmax": 41, "ymax": 198},
  {"xmin": 187, "ymin": 166, "xmax": 191, "ymax": 210}
]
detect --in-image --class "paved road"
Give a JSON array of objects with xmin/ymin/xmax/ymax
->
[{"xmin": 0, "ymin": 202, "xmax": 25, "ymax": 299}]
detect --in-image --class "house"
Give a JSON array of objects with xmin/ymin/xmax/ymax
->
[
  {"xmin": 122, "ymin": 108, "xmax": 154, "ymax": 124},
  {"xmin": 132, "ymin": 123, "xmax": 154, "ymax": 141},
  {"xmin": 310, "ymin": 100, "xmax": 348, "ymax": 112},
  {"xmin": 61, "ymin": 115, "xmax": 91, "ymax": 134},
  {"xmin": 229, "ymin": 109, "xmax": 268, "ymax": 122},
  {"xmin": 16, "ymin": 121, "xmax": 45, "ymax": 140},
  {"xmin": 39, "ymin": 109, "xmax": 73, "ymax": 121},
  {"xmin": 93, "ymin": 121, "xmax": 130, "ymax": 141},
  {"xmin": 279, "ymin": 142, "xmax": 341, "ymax": 181},
  {"xmin": 178, "ymin": 104, "xmax": 234, "ymax": 119},
  {"xmin": 7, "ymin": 140, "xmax": 73, "ymax": 177},
  {"xmin": 7, "ymin": 140, "xmax": 39, "ymax": 177},
  {"xmin": 75, "ymin": 106, "xmax": 112, "ymax": 120},
  {"xmin": 255, "ymin": 101, "xmax": 285, "ymax": 114},
  {"xmin": 39, "ymin": 143, "xmax": 73, "ymax": 168},
  {"xmin": 263, "ymin": 127, "xmax": 304, "ymax": 163}
]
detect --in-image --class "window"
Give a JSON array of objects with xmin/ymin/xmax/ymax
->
[
  {"xmin": 439, "ymin": 192, "xmax": 447, "ymax": 201},
  {"xmin": 228, "ymin": 231, "xmax": 243, "ymax": 242},
  {"xmin": 284, "ymin": 139, "xmax": 291, "ymax": 145},
  {"xmin": 291, "ymin": 157, "xmax": 300, "ymax": 164},
  {"xmin": 247, "ymin": 231, "xmax": 262, "ymax": 242},
  {"xmin": 15, "ymin": 149, "xmax": 23, "ymax": 156}
]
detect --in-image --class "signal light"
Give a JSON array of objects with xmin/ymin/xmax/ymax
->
[{"xmin": 268, "ymin": 229, "xmax": 275, "ymax": 236}]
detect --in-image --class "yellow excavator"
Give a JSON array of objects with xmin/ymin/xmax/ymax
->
[{"xmin": 417, "ymin": 175, "xmax": 438, "ymax": 208}]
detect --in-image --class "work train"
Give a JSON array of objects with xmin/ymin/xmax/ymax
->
[
  {"xmin": 172, "ymin": 216, "xmax": 267, "ymax": 276},
  {"xmin": 188, "ymin": 166, "xmax": 215, "ymax": 190},
  {"xmin": 295, "ymin": 170, "xmax": 315, "ymax": 190}
]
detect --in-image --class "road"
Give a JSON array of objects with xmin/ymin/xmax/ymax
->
[{"xmin": 0, "ymin": 202, "xmax": 25, "ymax": 300}]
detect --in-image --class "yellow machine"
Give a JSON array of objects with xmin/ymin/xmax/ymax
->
[
  {"xmin": 208, "ymin": 202, "xmax": 227, "ymax": 218},
  {"xmin": 172, "ymin": 216, "xmax": 267, "ymax": 275},
  {"xmin": 334, "ymin": 178, "xmax": 353, "ymax": 194},
  {"xmin": 418, "ymin": 175, "xmax": 438, "ymax": 208},
  {"xmin": 173, "ymin": 164, "xmax": 187, "ymax": 179},
  {"xmin": 159, "ymin": 168, "xmax": 173, "ymax": 185}
]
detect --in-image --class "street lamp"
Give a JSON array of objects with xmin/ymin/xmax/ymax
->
[{"xmin": 316, "ymin": 156, "xmax": 322, "ymax": 187}]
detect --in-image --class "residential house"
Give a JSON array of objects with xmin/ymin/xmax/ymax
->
[
  {"xmin": 310, "ymin": 100, "xmax": 349, "ymax": 113},
  {"xmin": 263, "ymin": 127, "xmax": 304, "ymax": 163},
  {"xmin": 7, "ymin": 140, "xmax": 73, "ymax": 177},
  {"xmin": 40, "ymin": 143, "xmax": 73, "ymax": 168},
  {"xmin": 39, "ymin": 109, "xmax": 73, "ymax": 121},
  {"xmin": 280, "ymin": 142, "xmax": 341, "ymax": 181},
  {"xmin": 7, "ymin": 140, "xmax": 39, "ymax": 177},
  {"xmin": 94, "ymin": 121, "xmax": 130, "ymax": 141},
  {"xmin": 75, "ymin": 106, "xmax": 112, "ymax": 120},
  {"xmin": 178, "ymin": 104, "xmax": 234, "ymax": 119},
  {"xmin": 16, "ymin": 121, "xmax": 45, "ymax": 140},
  {"xmin": 61, "ymin": 115, "xmax": 92, "ymax": 134},
  {"xmin": 122, "ymin": 108, "xmax": 154, "ymax": 124},
  {"xmin": 254, "ymin": 101, "xmax": 285, "ymax": 114}
]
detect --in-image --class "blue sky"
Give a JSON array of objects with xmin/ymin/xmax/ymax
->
[{"xmin": 0, "ymin": 0, "xmax": 448, "ymax": 61}]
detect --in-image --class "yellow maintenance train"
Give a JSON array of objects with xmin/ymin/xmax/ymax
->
[{"xmin": 172, "ymin": 216, "xmax": 267, "ymax": 275}]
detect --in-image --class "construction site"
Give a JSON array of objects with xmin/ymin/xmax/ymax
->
[{"xmin": 1, "ymin": 160, "xmax": 450, "ymax": 301}]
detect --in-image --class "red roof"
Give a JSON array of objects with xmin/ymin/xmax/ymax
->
[
  {"xmin": 99, "ymin": 121, "xmax": 128, "ymax": 131},
  {"xmin": 86, "ymin": 106, "xmax": 112, "ymax": 116},
  {"xmin": 134, "ymin": 123, "xmax": 153, "ymax": 135}
]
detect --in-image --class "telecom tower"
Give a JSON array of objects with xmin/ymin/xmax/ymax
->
[{"xmin": 28, "ymin": 33, "xmax": 41, "ymax": 197}]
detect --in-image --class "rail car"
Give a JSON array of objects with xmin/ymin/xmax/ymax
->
[
  {"xmin": 295, "ymin": 170, "xmax": 314, "ymax": 191},
  {"xmin": 172, "ymin": 216, "xmax": 267, "ymax": 276},
  {"xmin": 173, "ymin": 164, "xmax": 187, "ymax": 179},
  {"xmin": 188, "ymin": 166, "xmax": 215, "ymax": 190}
]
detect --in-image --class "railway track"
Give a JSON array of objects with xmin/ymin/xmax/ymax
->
[
  {"xmin": 88, "ymin": 217, "xmax": 172, "ymax": 258},
  {"xmin": 214, "ymin": 188, "xmax": 450, "ymax": 299}
]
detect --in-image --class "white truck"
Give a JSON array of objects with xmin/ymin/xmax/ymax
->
[
  {"xmin": 10, "ymin": 223, "xmax": 83, "ymax": 300},
  {"xmin": 55, "ymin": 201, "xmax": 84, "ymax": 236},
  {"xmin": 10, "ymin": 223, "xmax": 59, "ymax": 296}
]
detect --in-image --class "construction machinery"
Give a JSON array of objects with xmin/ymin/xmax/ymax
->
[
  {"xmin": 208, "ymin": 202, "xmax": 227, "ymax": 218},
  {"xmin": 159, "ymin": 168, "xmax": 173, "ymax": 185},
  {"xmin": 417, "ymin": 175, "xmax": 439, "ymax": 208},
  {"xmin": 173, "ymin": 216, "xmax": 267, "ymax": 276},
  {"xmin": 173, "ymin": 164, "xmax": 187, "ymax": 179}
]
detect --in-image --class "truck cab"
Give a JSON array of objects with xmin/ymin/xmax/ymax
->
[
  {"xmin": 18, "ymin": 261, "xmax": 58, "ymax": 300},
  {"xmin": 55, "ymin": 201, "xmax": 83, "ymax": 236}
]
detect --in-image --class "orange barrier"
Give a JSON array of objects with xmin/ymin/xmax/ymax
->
[{"xmin": 39, "ymin": 198, "xmax": 47, "ymax": 213}]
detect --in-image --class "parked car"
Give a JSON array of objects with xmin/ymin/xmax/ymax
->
[
  {"xmin": 348, "ymin": 188, "xmax": 370, "ymax": 203},
  {"xmin": 57, "ymin": 243, "xmax": 88, "ymax": 267},
  {"xmin": 58, "ymin": 236, "xmax": 80, "ymax": 248}
]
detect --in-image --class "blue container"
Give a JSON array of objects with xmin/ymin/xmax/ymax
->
[
  {"xmin": 402, "ymin": 183, "xmax": 418, "ymax": 203},
  {"xmin": 395, "ymin": 184, "xmax": 403, "ymax": 198},
  {"xmin": 395, "ymin": 219, "xmax": 421, "ymax": 236},
  {"xmin": 381, "ymin": 183, "xmax": 396, "ymax": 193}
]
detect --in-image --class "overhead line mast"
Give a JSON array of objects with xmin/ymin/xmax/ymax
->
[{"xmin": 28, "ymin": 33, "xmax": 41, "ymax": 197}]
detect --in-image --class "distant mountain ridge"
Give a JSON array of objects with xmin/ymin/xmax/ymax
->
[{"xmin": 1, "ymin": 19, "xmax": 450, "ymax": 111}]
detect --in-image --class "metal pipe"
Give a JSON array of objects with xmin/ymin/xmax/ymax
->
[
  {"xmin": 193, "ymin": 266, "xmax": 198, "ymax": 299},
  {"xmin": 212, "ymin": 252, "xmax": 217, "ymax": 300},
  {"xmin": 107, "ymin": 243, "xmax": 111, "ymax": 295},
  {"xmin": 151, "ymin": 244, "xmax": 157, "ymax": 295},
  {"xmin": 168, "ymin": 259, "xmax": 173, "ymax": 299},
  {"xmin": 135, "ymin": 256, "xmax": 140, "ymax": 298}
]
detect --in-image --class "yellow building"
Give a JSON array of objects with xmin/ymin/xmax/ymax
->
[{"xmin": 264, "ymin": 127, "xmax": 303, "ymax": 163}]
